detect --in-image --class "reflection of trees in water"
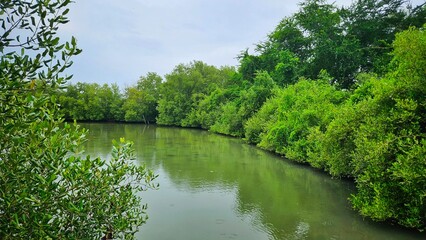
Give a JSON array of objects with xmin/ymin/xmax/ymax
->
[
  {"xmin": 82, "ymin": 124, "xmax": 425, "ymax": 240},
  {"xmin": 233, "ymin": 153, "xmax": 355, "ymax": 239},
  {"xmin": 141, "ymin": 126, "xmax": 357, "ymax": 239},
  {"xmin": 152, "ymin": 127, "xmax": 242, "ymax": 190},
  {"xmin": 82, "ymin": 123, "xmax": 158, "ymax": 165}
]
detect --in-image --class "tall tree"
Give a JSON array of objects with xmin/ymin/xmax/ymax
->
[
  {"xmin": 123, "ymin": 72, "xmax": 162, "ymax": 123},
  {"xmin": 343, "ymin": 0, "xmax": 408, "ymax": 74},
  {"xmin": 157, "ymin": 61, "xmax": 230, "ymax": 126},
  {"xmin": 108, "ymin": 83, "xmax": 125, "ymax": 121}
]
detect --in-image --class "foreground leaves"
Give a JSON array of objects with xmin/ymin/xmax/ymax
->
[{"xmin": 1, "ymin": 0, "xmax": 158, "ymax": 238}]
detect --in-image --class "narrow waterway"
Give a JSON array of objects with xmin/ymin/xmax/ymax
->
[{"xmin": 81, "ymin": 123, "xmax": 425, "ymax": 240}]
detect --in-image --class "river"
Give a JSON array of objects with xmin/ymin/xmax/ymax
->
[{"xmin": 81, "ymin": 123, "xmax": 425, "ymax": 240}]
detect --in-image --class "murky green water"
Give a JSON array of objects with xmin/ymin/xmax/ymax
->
[{"xmin": 81, "ymin": 123, "xmax": 425, "ymax": 240}]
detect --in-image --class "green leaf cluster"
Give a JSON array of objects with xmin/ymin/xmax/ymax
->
[
  {"xmin": 123, "ymin": 72, "xmax": 162, "ymax": 123},
  {"xmin": 156, "ymin": 61, "xmax": 236, "ymax": 127},
  {"xmin": 56, "ymin": 72, "xmax": 162, "ymax": 123},
  {"xmin": 246, "ymin": 74, "xmax": 348, "ymax": 162},
  {"xmin": 58, "ymin": 82, "xmax": 124, "ymax": 121},
  {"xmin": 1, "ymin": 1, "xmax": 157, "ymax": 239}
]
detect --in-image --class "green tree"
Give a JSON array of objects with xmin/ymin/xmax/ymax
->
[
  {"xmin": 107, "ymin": 83, "xmax": 125, "ymax": 121},
  {"xmin": 57, "ymin": 83, "xmax": 80, "ymax": 120},
  {"xmin": 282, "ymin": 0, "xmax": 362, "ymax": 88},
  {"xmin": 123, "ymin": 72, "xmax": 162, "ymax": 123},
  {"xmin": 82, "ymin": 83, "xmax": 106, "ymax": 120},
  {"xmin": 307, "ymin": 26, "xmax": 426, "ymax": 229},
  {"xmin": 245, "ymin": 73, "xmax": 347, "ymax": 161},
  {"xmin": 0, "ymin": 1, "xmax": 157, "ymax": 238},
  {"xmin": 58, "ymin": 82, "xmax": 125, "ymax": 121},
  {"xmin": 349, "ymin": 26, "xmax": 426, "ymax": 229},
  {"xmin": 136, "ymin": 72, "xmax": 162, "ymax": 99},
  {"xmin": 209, "ymin": 71, "xmax": 275, "ymax": 137},
  {"xmin": 343, "ymin": 0, "xmax": 407, "ymax": 74},
  {"xmin": 306, "ymin": 73, "xmax": 378, "ymax": 176},
  {"xmin": 238, "ymin": 50, "xmax": 262, "ymax": 82},
  {"xmin": 157, "ymin": 61, "xmax": 231, "ymax": 126}
]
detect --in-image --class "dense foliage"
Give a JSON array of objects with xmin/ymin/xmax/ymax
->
[
  {"xmin": 247, "ymin": 74, "xmax": 348, "ymax": 162},
  {"xmin": 248, "ymin": 27, "xmax": 426, "ymax": 228},
  {"xmin": 157, "ymin": 61, "xmax": 235, "ymax": 126},
  {"xmin": 0, "ymin": 1, "xmax": 157, "ymax": 239},
  {"xmin": 241, "ymin": 0, "xmax": 426, "ymax": 89},
  {"xmin": 58, "ymin": 72, "xmax": 162, "ymax": 123},
  {"xmin": 55, "ymin": 0, "xmax": 425, "ymax": 230},
  {"xmin": 58, "ymin": 82, "xmax": 124, "ymax": 121}
]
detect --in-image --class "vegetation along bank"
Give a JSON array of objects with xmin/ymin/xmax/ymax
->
[{"xmin": 56, "ymin": 0, "xmax": 426, "ymax": 230}]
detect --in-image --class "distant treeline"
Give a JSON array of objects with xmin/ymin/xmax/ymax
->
[{"xmin": 56, "ymin": 0, "xmax": 426, "ymax": 230}]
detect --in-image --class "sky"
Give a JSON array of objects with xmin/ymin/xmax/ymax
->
[{"xmin": 59, "ymin": 0, "xmax": 423, "ymax": 87}]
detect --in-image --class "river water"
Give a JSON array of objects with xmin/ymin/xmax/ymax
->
[{"xmin": 81, "ymin": 123, "xmax": 425, "ymax": 240}]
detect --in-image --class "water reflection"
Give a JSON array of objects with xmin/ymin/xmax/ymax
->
[{"xmin": 81, "ymin": 123, "xmax": 426, "ymax": 240}]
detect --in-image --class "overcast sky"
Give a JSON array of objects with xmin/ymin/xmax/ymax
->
[{"xmin": 59, "ymin": 0, "xmax": 422, "ymax": 87}]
